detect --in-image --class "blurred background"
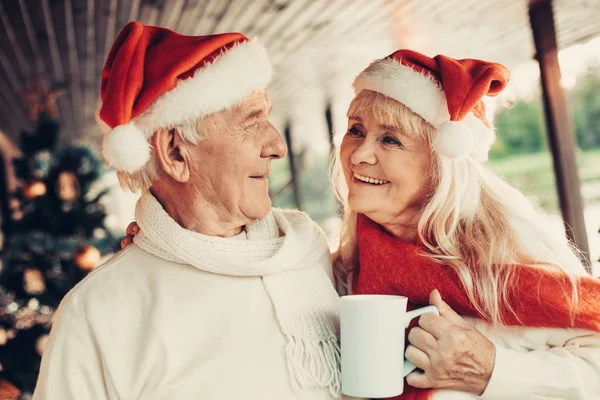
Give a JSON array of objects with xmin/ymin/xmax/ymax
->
[{"xmin": 0, "ymin": 0, "xmax": 599, "ymax": 397}]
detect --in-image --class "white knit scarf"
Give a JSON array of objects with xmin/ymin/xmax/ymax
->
[{"xmin": 133, "ymin": 193, "xmax": 341, "ymax": 397}]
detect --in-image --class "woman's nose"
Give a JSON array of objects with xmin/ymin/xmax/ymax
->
[{"xmin": 350, "ymin": 140, "xmax": 377, "ymax": 165}]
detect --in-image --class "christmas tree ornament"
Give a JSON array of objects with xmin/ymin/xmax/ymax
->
[
  {"xmin": 9, "ymin": 198, "xmax": 20, "ymax": 211},
  {"xmin": 15, "ymin": 310, "xmax": 35, "ymax": 330},
  {"xmin": 6, "ymin": 303, "xmax": 18, "ymax": 313},
  {"xmin": 28, "ymin": 298, "xmax": 40, "ymax": 310},
  {"xmin": 23, "ymin": 269, "xmax": 46, "ymax": 295},
  {"xmin": 23, "ymin": 181, "xmax": 47, "ymax": 200},
  {"xmin": 36, "ymin": 333, "xmax": 49, "ymax": 355},
  {"xmin": 0, "ymin": 379, "xmax": 21, "ymax": 400},
  {"xmin": 22, "ymin": 78, "xmax": 64, "ymax": 120},
  {"xmin": 11, "ymin": 210, "xmax": 23, "ymax": 221},
  {"xmin": 32, "ymin": 150, "xmax": 52, "ymax": 178},
  {"xmin": 56, "ymin": 171, "xmax": 80, "ymax": 202},
  {"xmin": 93, "ymin": 228, "xmax": 108, "ymax": 239},
  {"xmin": 74, "ymin": 245, "xmax": 101, "ymax": 271},
  {"xmin": 0, "ymin": 328, "xmax": 7, "ymax": 345}
]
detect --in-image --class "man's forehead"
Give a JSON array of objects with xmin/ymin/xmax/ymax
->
[{"xmin": 243, "ymin": 91, "xmax": 270, "ymax": 108}]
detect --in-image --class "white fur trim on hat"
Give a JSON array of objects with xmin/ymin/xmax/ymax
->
[
  {"xmin": 134, "ymin": 38, "xmax": 272, "ymax": 133},
  {"xmin": 102, "ymin": 121, "xmax": 151, "ymax": 173},
  {"xmin": 433, "ymin": 120, "xmax": 473, "ymax": 159},
  {"xmin": 353, "ymin": 58, "xmax": 450, "ymax": 127},
  {"xmin": 462, "ymin": 112, "xmax": 496, "ymax": 162},
  {"xmin": 432, "ymin": 113, "xmax": 495, "ymax": 161}
]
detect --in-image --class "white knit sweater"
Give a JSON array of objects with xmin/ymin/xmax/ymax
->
[{"xmin": 33, "ymin": 203, "xmax": 340, "ymax": 400}]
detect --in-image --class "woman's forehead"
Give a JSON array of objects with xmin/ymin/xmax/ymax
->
[{"xmin": 348, "ymin": 112, "xmax": 403, "ymax": 134}]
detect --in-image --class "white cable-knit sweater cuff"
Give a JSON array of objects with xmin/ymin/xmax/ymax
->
[{"xmin": 479, "ymin": 346, "xmax": 541, "ymax": 399}]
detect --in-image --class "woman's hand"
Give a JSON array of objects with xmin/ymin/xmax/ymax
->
[
  {"xmin": 405, "ymin": 290, "xmax": 496, "ymax": 395},
  {"xmin": 120, "ymin": 222, "xmax": 140, "ymax": 250}
]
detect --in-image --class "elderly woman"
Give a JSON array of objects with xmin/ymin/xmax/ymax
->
[{"xmin": 333, "ymin": 49, "xmax": 600, "ymax": 399}]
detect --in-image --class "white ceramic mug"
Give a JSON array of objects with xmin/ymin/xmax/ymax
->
[{"xmin": 340, "ymin": 295, "xmax": 439, "ymax": 398}]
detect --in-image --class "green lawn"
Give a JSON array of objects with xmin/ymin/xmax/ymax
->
[{"xmin": 488, "ymin": 149, "xmax": 600, "ymax": 212}]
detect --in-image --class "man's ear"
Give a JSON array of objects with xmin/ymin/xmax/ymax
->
[{"xmin": 152, "ymin": 127, "xmax": 191, "ymax": 183}]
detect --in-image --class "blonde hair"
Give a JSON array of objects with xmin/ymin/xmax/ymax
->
[
  {"xmin": 117, "ymin": 118, "xmax": 205, "ymax": 192},
  {"xmin": 332, "ymin": 90, "xmax": 585, "ymax": 325}
]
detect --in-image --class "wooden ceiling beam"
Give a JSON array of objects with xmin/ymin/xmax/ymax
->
[
  {"xmin": 18, "ymin": 0, "xmax": 50, "ymax": 84},
  {"xmin": 206, "ymin": 0, "xmax": 234, "ymax": 33},
  {"xmin": 85, "ymin": 0, "xmax": 97, "ymax": 121},
  {"xmin": 42, "ymin": 0, "xmax": 65, "ymax": 83},
  {"xmin": 234, "ymin": 0, "xmax": 275, "ymax": 36},
  {"xmin": 177, "ymin": 0, "xmax": 209, "ymax": 34},
  {"xmin": 269, "ymin": 0, "xmax": 351, "ymax": 59},
  {"xmin": 103, "ymin": 0, "xmax": 119, "ymax": 62},
  {"xmin": 244, "ymin": 0, "xmax": 289, "ymax": 39},
  {"xmin": 160, "ymin": 0, "xmax": 186, "ymax": 29},
  {"xmin": 65, "ymin": 0, "xmax": 84, "ymax": 136},
  {"xmin": 192, "ymin": 0, "xmax": 221, "ymax": 35},
  {"xmin": 257, "ymin": 0, "xmax": 313, "ymax": 43},
  {"xmin": 0, "ymin": 1, "xmax": 31, "ymax": 80},
  {"xmin": 18, "ymin": 0, "xmax": 76, "ymax": 135},
  {"xmin": 0, "ymin": 72, "xmax": 30, "ymax": 132},
  {"xmin": 210, "ymin": 0, "xmax": 252, "ymax": 33},
  {"xmin": 0, "ymin": 48, "xmax": 29, "ymax": 117},
  {"xmin": 129, "ymin": 0, "xmax": 142, "ymax": 22},
  {"xmin": 269, "ymin": 0, "xmax": 391, "ymax": 98},
  {"xmin": 225, "ymin": 0, "xmax": 272, "ymax": 34}
]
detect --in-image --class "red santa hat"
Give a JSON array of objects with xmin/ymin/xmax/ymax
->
[
  {"xmin": 97, "ymin": 22, "xmax": 272, "ymax": 173},
  {"xmin": 353, "ymin": 49, "xmax": 510, "ymax": 162}
]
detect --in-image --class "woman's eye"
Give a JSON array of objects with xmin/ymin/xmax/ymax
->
[
  {"xmin": 382, "ymin": 135, "xmax": 403, "ymax": 147},
  {"xmin": 347, "ymin": 127, "xmax": 364, "ymax": 138}
]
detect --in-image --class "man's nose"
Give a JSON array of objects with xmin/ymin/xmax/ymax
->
[{"xmin": 262, "ymin": 121, "xmax": 287, "ymax": 159}]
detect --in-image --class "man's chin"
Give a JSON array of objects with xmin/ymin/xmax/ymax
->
[{"xmin": 242, "ymin": 198, "xmax": 273, "ymax": 221}]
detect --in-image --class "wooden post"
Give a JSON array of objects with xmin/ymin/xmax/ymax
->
[
  {"xmin": 284, "ymin": 122, "xmax": 302, "ymax": 210},
  {"xmin": 325, "ymin": 100, "xmax": 335, "ymax": 154},
  {"xmin": 529, "ymin": 0, "xmax": 591, "ymax": 270},
  {"xmin": 325, "ymin": 100, "xmax": 343, "ymax": 215}
]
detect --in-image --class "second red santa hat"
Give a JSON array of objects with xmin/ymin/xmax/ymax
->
[{"xmin": 353, "ymin": 49, "xmax": 510, "ymax": 162}]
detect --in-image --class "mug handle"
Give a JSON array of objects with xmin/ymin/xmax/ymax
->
[{"xmin": 403, "ymin": 305, "xmax": 439, "ymax": 377}]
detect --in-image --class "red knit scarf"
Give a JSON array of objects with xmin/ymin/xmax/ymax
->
[{"xmin": 352, "ymin": 214, "xmax": 600, "ymax": 400}]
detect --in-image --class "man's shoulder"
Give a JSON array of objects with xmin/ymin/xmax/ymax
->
[{"xmin": 61, "ymin": 245, "xmax": 168, "ymax": 313}]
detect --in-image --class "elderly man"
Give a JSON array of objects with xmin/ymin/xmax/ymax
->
[{"xmin": 33, "ymin": 22, "xmax": 341, "ymax": 400}]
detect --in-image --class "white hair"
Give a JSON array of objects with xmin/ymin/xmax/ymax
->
[
  {"xmin": 332, "ymin": 90, "xmax": 586, "ymax": 326},
  {"xmin": 117, "ymin": 118, "xmax": 204, "ymax": 193}
]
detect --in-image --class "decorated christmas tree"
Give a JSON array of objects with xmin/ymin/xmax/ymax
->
[{"xmin": 0, "ymin": 81, "xmax": 120, "ymax": 397}]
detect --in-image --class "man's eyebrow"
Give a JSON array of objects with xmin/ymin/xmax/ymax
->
[
  {"xmin": 348, "ymin": 115, "xmax": 361, "ymax": 121},
  {"xmin": 244, "ymin": 109, "xmax": 264, "ymax": 122},
  {"xmin": 244, "ymin": 104, "xmax": 272, "ymax": 123}
]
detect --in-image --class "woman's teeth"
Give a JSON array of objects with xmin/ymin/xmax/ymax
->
[{"xmin": 354, "ymin": 174, "xmax": 389, "ymax": 185}]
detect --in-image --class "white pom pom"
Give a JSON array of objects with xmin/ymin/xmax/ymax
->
[
  {"xmin": 433, "ymin": 121, "xmax": 474, "ymax": 159},
  {"xmin": 462, "ymin": 113, "xmax": 495, "ymax": 162},
  {"xmin": 102, "ymin": 122, "xmax": 150, "ymax": 173}
]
